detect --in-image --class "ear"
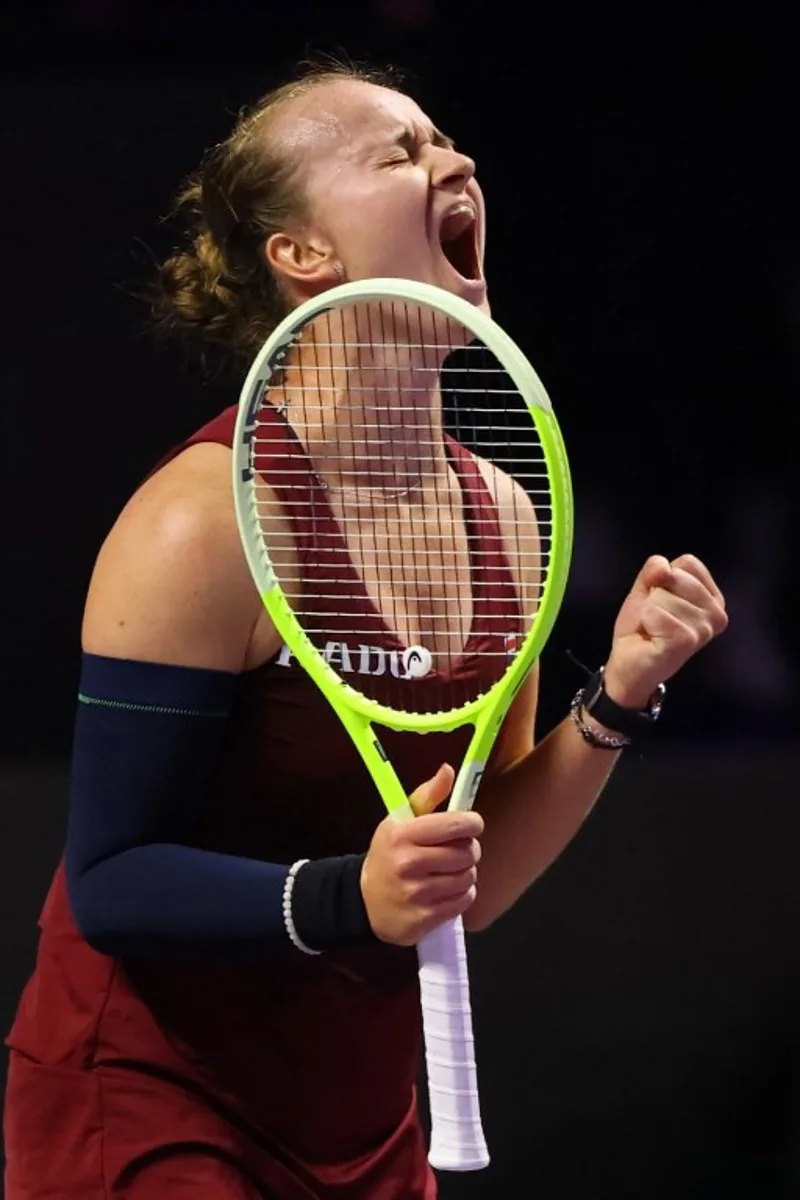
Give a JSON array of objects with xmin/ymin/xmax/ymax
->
[{"xmin": 265, "ymin": 229, "xmax": 342, "ymax": 292}]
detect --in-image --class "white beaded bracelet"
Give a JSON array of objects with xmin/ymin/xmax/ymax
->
[{"xmin": 282, "ymin": 859, "xmax": 322, "ymax": 956}]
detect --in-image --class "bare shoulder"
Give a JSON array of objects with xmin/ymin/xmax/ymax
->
[
  {"xmin": 471, "ymin": 455, "xmax": 542, "ymax": 769},
  {"xmin": 473, "ymin": 455, "xmax": 541, "ymax": 602},
  {"xmin": 82, "ymin": 441, "xmax": 275, "ymax": 671},
  {"xmin": 473, "ymin": 456, "xmax": 537, "ymax": 530}
]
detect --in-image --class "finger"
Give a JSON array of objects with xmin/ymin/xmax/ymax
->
[
  {"xmin": 403, "ymin": 810, "xmax": 485, "ymax": 846},
  {"xmin": 670, "ymin": 554, "xmax": 726, "ymax": 608},
  {"xmin": 648, "ymin": 585, "xmax": 728, "ymax": 638},
  {"xmin": 640, "ymin": 592, "xmax": 718, "ymax": 647},
  {"xmin": 398, "ymin": 840, "xmax": 481, "ymax": 879},
  {"xmin": 633, "ymin": 554, "xmax": 674, "ymax": 598},
  {"xmin": 661, "ymin": 568, "xmax": 729, "ymax": 629},
  {"xmin": 419, "ymin": 886, "xmax": 478, "ymax": 931},
  {"xmin": 408, "ymin": 762, "xmax": 455, "ymax": 817},
  {"xmin": 417, "ymin": 866, "xmax": 479, "ymax": 903},
  {"xmin": 439, "ymin": 887, "xmax": 478, "ymax": 921}
]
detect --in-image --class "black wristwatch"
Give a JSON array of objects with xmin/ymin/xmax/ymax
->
[{"xmin": 580, "ymin": 666, "xmax": 666, "ymax": 738}]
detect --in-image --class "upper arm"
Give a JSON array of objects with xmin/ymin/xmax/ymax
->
[
  {"xmin": 81, "ymin": 442, "xmax": 267, "ymax": 673},
  {"xmin": 484, "ymin": 662, "xmax": 539, "ymax": 777}
]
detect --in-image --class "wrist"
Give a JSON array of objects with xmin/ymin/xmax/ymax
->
[
  {"xmin": 572, "ymin": 664, "xmax": 665, "ymax": 747},
  {"xmin": 577, "ymin": 705, "xmax": 630, "ymax": 741},
  {"xmin": 289, "ymin": 853, "xmax": 378, "ymax": 952},
  {"xmin": 570, "ymin": 690, "xmax": 631, "ymax": 750},
  {"xmin": 601, "ymin": 664, "xmax": 658, "ymax": 711}
]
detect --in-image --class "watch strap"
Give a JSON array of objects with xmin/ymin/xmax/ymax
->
[{"xmin": 581, "ymin": 666, "xmax": 665, "ymax": 738}]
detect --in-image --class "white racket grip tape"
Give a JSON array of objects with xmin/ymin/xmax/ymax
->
[{"xmin": 418, "ymin": 915, "xmax": 489, "ymax": 1171}]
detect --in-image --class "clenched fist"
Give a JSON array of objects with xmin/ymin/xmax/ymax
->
[{"xmin": 604, "ymin": 553, "xmax": 728, "ymax": 708}]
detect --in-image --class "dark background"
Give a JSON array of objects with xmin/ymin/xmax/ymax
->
[{"xmin": 2, "ymin": 2, "xmax": 799, "ymax": 1196}]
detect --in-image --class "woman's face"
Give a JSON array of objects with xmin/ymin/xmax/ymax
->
[{"xmin": 274, "ymin": 79, "xmax": 488, "ymax": 311}]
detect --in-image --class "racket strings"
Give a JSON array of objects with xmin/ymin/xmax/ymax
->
[{"xmin": 249, "ymin": 299, "xmax": 553, "ymax": 715}]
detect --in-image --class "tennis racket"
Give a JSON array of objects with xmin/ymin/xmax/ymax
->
[{"xmin": 232, "ymin": 278, "xmax": 573, "ymax": 1171}]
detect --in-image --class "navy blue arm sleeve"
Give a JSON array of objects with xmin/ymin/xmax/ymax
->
[{"xmin": 65, "ymin": 653, "xmax": 374, "ymax": 960}]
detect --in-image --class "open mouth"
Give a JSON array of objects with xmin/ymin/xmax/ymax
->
[{"xmin": 439, "ymin": 206, "xmax": 481, "ymax": 282}]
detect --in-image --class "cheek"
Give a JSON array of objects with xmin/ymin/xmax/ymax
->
[{"xmin": 317, "ymin": 176, "xmax": 430, "ymax": 270}]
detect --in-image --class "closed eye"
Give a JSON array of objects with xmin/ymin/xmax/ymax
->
[
  {"xmin": 381, "ymin": 150, "xmax": 412, "ymax": 168},
  {"xmin": 386, "ymin": 125, "xmax": 457, "ymax": 161}
]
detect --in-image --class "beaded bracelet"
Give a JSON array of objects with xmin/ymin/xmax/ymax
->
[
  {"xmin": 569, "ymin": 688, "xmax": 631, "ymax": 751},
  {"xmin": 282, "ymin": 859, "xmax": 323, "ymax": 955}
]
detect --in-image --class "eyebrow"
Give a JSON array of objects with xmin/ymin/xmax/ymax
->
[{"xmin": 392, "ymin": 124, "xmax": 456, "ymax": 152}]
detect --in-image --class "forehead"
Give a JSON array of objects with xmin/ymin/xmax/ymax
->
[{"xmin": 272, "ymin": 79, "xmax": 432, "ymax": 158}]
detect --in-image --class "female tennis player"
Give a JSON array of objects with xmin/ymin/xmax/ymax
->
[{"xmin": 3, "ymin": 62, "xmax": 727, "ymax": 1199}]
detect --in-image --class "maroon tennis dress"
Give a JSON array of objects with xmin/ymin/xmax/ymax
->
[{"xmin": 4, "ymin": 405, "xmax": 521, "ymax": 1199}]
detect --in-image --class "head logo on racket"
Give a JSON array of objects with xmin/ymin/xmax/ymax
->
[{"xmin": 402, "ymin": 645, "xmax": 433, "ymax": 679}]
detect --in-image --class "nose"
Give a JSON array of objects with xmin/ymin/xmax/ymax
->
[{"xmin": 431, "ymin": 145, "xmax": 476, "ymax": 192}]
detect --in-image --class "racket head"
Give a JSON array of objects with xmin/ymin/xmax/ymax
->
[{"xmin": 232, "ymin": 278, "xmax": 573, "ymax": 732}]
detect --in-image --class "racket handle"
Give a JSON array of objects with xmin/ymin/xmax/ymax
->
[{"xmin": 417, "ymin": 916, "xmax": 490, "ymax": 1172}]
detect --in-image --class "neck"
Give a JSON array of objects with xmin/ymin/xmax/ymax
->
[{"xmin": 277, "ymin": 319, "xmax": 450, "ymax": 494}]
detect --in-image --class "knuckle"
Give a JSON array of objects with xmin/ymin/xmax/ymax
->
[
  {"xmin": 403, "ymin": 876, "xmax": 424, "ymax": 904},
  {"xmin": 394, "ymin": 851, "xmax": 415, "ymax": 880},
  {"xmin": 447, "ymin": 816, "xmax": 471, "ymax": 840},
  {"xmin": 452, "ymin": 812, "xmax": 482, "ymax": 837},
  {"xmin": 679, "ymin": 624, "xmax": 700, "ymax": 649}
]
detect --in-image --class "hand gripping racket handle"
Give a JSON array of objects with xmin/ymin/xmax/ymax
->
[{"xmin": 418, "ymin": 915, "xmax": 489, "ymax": 1171}]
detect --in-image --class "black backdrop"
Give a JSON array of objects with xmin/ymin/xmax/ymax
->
[{"xmin": 2, "ymin": 4, "xmax": 799, "ymax": 1195}]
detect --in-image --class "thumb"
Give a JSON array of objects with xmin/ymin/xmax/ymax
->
[
  {"xmin": 632, "ymin": 554, "xmax": 673, "ymax": 598},
  {"xmin": 408, "ymin": 763, "xmax": 455, "ymax": 817}
]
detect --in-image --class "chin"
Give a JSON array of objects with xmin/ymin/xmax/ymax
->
[
  {"xmin": 476, "ymin": 286, "xmax": 491, "ymax": 317},
  {"xmin": 455, "ymin": 274, "xmax": 490, "ymax": 312}
]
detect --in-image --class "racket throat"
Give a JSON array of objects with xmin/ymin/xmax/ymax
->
[{"xmin": 449, "ymin": 759, "xmax": 487, "ymax": 812}]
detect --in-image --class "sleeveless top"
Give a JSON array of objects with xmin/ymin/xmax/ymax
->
[{"xmin": 6, "ymin": 405, "xmax": 522, "ymax": 1196}]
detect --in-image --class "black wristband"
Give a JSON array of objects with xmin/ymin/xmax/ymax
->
[
  {"xmin": 581, "ymin": 666, "xmax": 665, "ymax": 738},
  {"xmin": 290, "ymin": 853, "xmax": 377, "ymax": 952}
]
